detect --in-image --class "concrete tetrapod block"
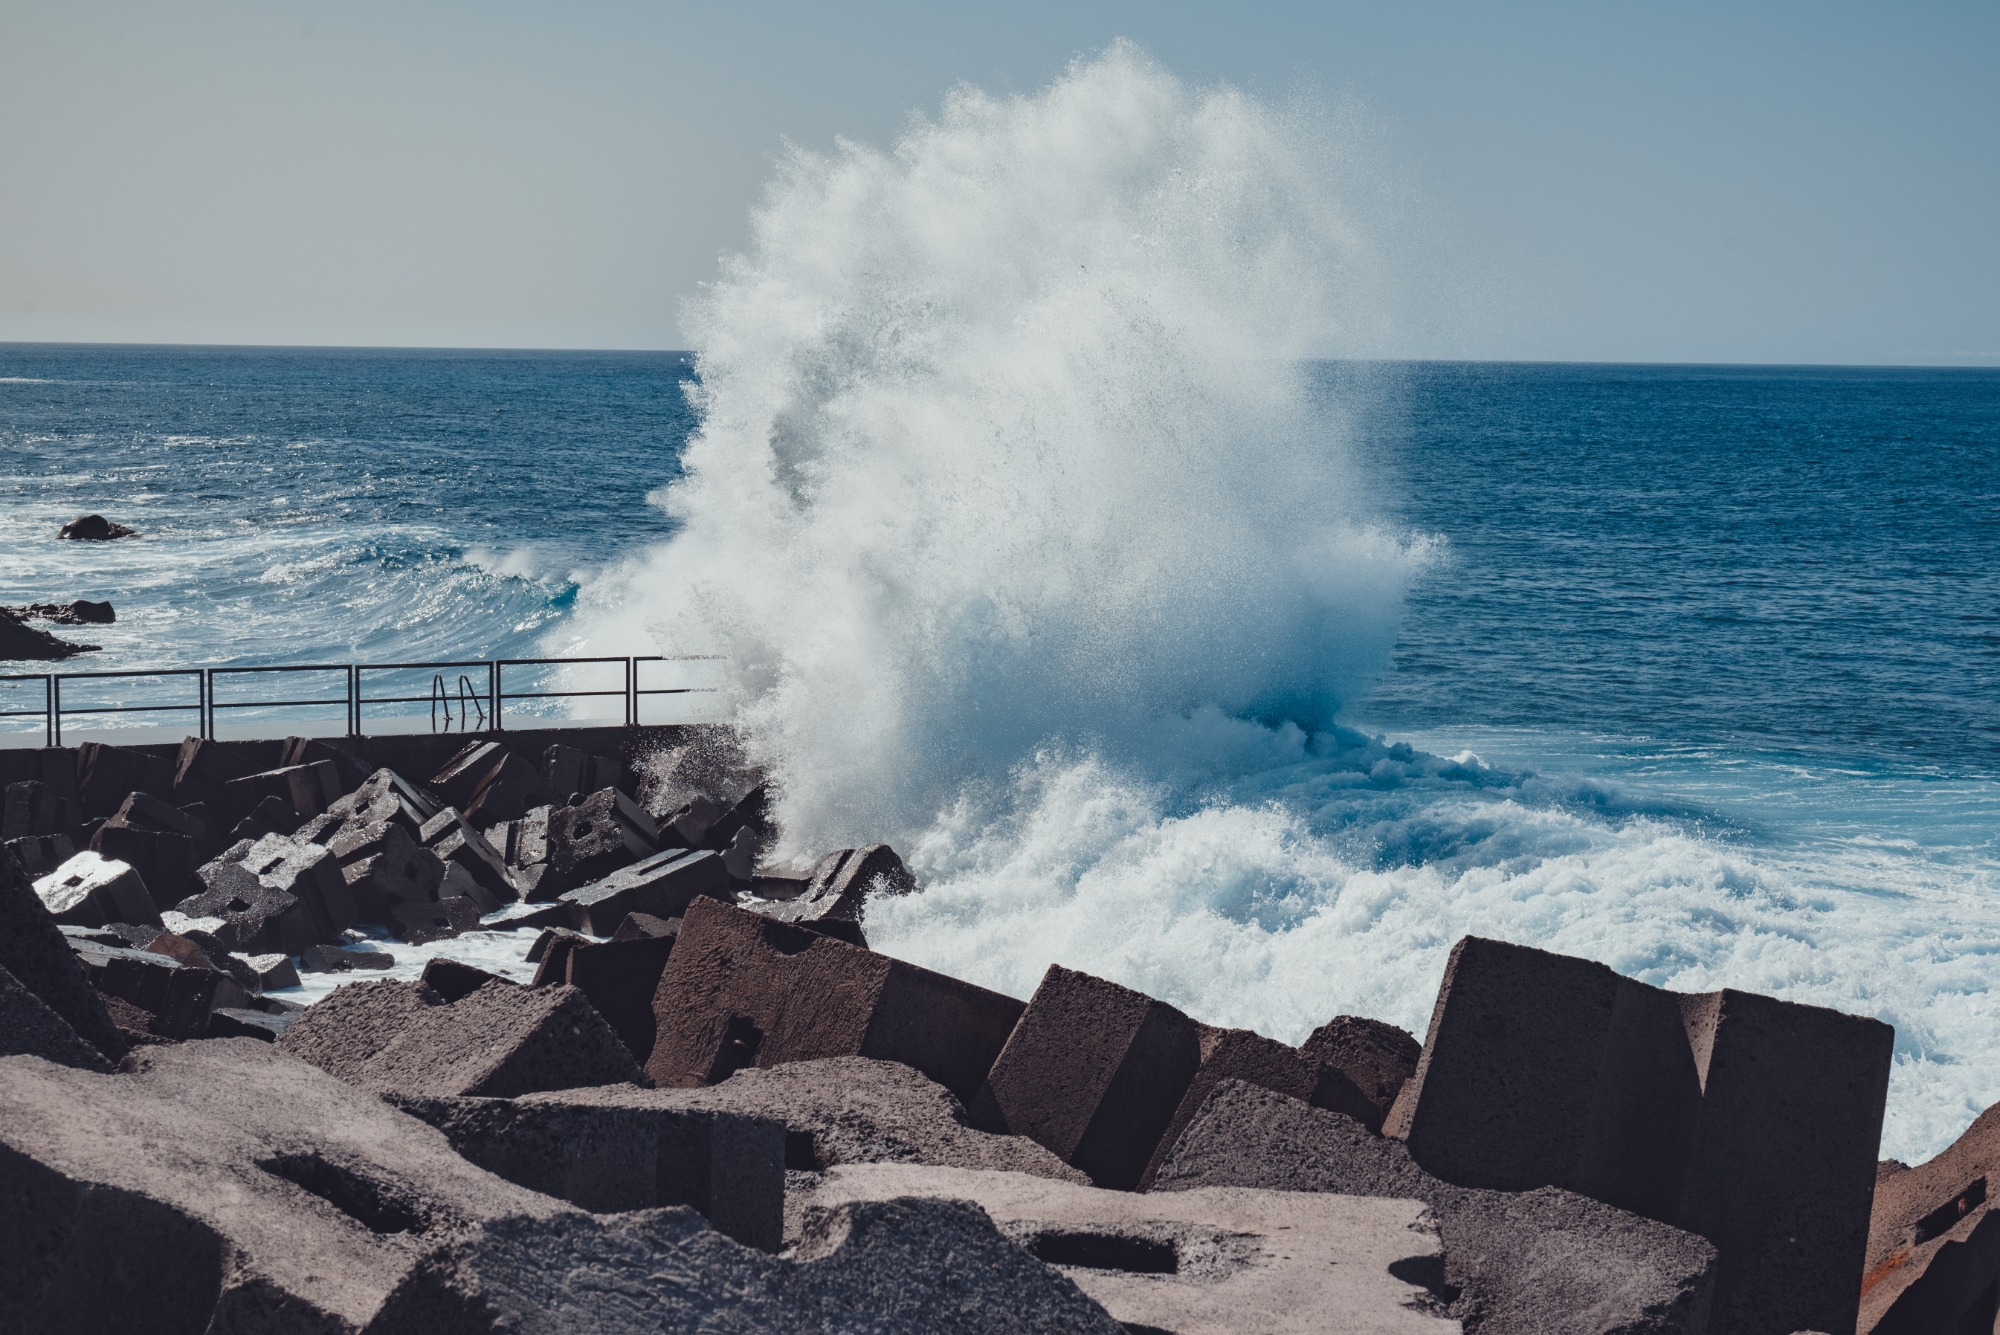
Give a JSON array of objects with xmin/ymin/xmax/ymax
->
[
  {"xmin": 802, "ymin": 1163, "xmax": 1455, "ymax": 1335},
  {"xmin": 0, "ymin": 846, "xmax": 127, "ymax": 1063},
  {"xmin": 972, "ymin": 963, "xmax": 1204, "ymax": 1190},
  {"xmin": 364, "ymin": 1195, "xmax": 1125, "ymax": 1335},
  {"xmin": 1860, "ymin": 1100, "xmax": 2000, "ymax": 1333},
  {"xmin": 1154, "ymin": 1079, "xmax": 1716, "ymax": 1335},
  {"xmin": 0, "ymin": 1040, "xmax": 563, "ymax": 1333},
  {"xmin": 1385, "ymin": 936, "xmax": 1893, "ymax": 1335},
  {"xmin": 647, "ymin": 897, "xmax": 1024, "ymax": 1103},
  {"xmin": 538, "ymin": 1057, "xmax": 1087, "ymax": 1183},
  {"xmin": 543, "ymin": 786, "xmax": 658, "ymax": 888},
  {"xmin": 279, "ymin": 976, "xmax": 647, "ymax": 1098},
  {"xmin": 392, "ymin": 1093, "xmax": 786, "ymax": 1249}
]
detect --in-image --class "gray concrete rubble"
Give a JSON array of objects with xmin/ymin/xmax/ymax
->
[
  {"xmin": 362, "ymin": 1196, "xmax": 1125, "ymax": 1335},
  {"xmin": 530, "ymin": 1056, "xmax": 1088, "ymax": 1183},
  {"xmin": 1154, "ymin": 1079, "xmax": 1717, "ymax": 1335},
  {"xmin": 801, "ymin": 1162, "xmax": 1457, "ymax": 1335},
  {"xmin": 0, "ymin": 1040, "xmax": 562, "ymax": 1333},
  {"xmin": 278, "ymin": 976, "xmax": 646, "ymax": 1097}
]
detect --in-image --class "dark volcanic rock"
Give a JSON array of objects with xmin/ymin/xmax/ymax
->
[
  {"xmin": 3, "ymin": 599, "xmax": 115, "ymax": 625},
  {"xmin": 0, "ymin": 1039, "xmax": 561, "ymax": 1333},
  {"xmin": 1155, "ymin": 1079, "xmax": 1716, "ymax": 1335},
  {"xmin": 970, "ymin": 963, "xmax": 1203, "ymax": 1190},
  {"xmin": 57, "ymin": 513, "xmax": 134, "ymax": 540},
  {"xmin": 0, "ymin": 608, "xmax": 97, "ymax": 660},
  {"xmin": 363, "ymin": 1197, "xmax": 1123, "ymax": 1335},
  {"xmin": 648, "ymin": 897, "xmax": 1022, "ymax": 1104},
  {"xmin": 543, "ymin": 1057, "xmax": 1086, "ymax": 1184}
]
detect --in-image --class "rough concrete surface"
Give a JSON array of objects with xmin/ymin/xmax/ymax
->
[
  {"xmin": 1155, "ymin": 1080, "xmax": 1715, "ymax": 1335},
  {"xmin": 363, "ymin": 1196, "xmax": 1124, "ymax": 1335},
  {"xmin": 0, "ymin": 844, "xmax": 127, "ymax": 1062},
  {"xmin": 0, "ymin": 964, "xmax": 113, "ymax": 1070},
  {"xmin": 536, "ymin": 1057, "xmax": 1088, "ymax": 1184},
  {"xmin": 1860, "ymin": 1097, "xmax": 2000, "ymax": 1333},
  {"xmin": 0, "ymin": 1040, "xmax": 561, "ymax": 1333},
  {"xmin": 803, "ymin": 1162, "xmax": 1457, "ymax": 1334}
]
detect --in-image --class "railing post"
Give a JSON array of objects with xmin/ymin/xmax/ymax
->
[
  {"xmin": 347, "ymin": 665, "xmax": 357, "ymax": 737},
  {"xmin": 491, "ymin": 662, "xmax": 503, "ymax": 732},
  {"xmin": 43, "ymin": 674, "xmax": 53, "ymax": 748},
  {"xmin": 625, "ymin": 657, "xmax": 635, "ymax": 728},
  {"xmin": 50, "ymin": 674, "xmax": 61, "ymax": 747},
  {"xmin": 200, "ymin": 669, "xmax": 210, "ymax": 740}
]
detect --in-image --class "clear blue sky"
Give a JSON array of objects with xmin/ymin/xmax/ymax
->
[{"xmin": 3, "ymin": 0, "xmax": 1993, "ymax": 363}]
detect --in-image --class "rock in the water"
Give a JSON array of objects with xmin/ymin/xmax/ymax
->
[
  {"xmin": 0, "ymin": 607, "xmax": 96, "ymax": 660},
  {"xmin": 537, "ymin": 1057, "xmax": 1087, "ymax": 1183},
  {"xmin": 2, "ymin": 599, "xmax": 116, "ymax": 625},
  {"xmin": 57, "ymin": 513, "xmax": 134, "ymax": 540},
  {"xmin": 803, "ymin": 1162, "xmax": 1452, "ymax": 1335},
  {"xmin": 363, "ymin": 1196, "xmax": 1124, "ymax": 1335},
  {"xmin": 1155, "ymin": 1079, "xmax": 1716, "ymax": 1335},
  {"xmin": 0, "ymin": 1039, "xmax": 562, "ymax": 1333}
]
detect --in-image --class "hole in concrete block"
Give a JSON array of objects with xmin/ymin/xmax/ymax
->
[
  {"xmin": 1916, "ymin": 1177, "xmax": 1988, "ymax": 1244},
  {"xmin": 1387, "ymin": 1254, "xmax": 1461, "ymax": 1309},
  {"xmin": 1029, "ymin": 1230, "xmax": 1178, "ymax": 1274},
  {"xmin": 706, "ymin": 1015, "xmax": 763, "ymax": 1083},
  {"xmin": 784, "ymin": 1129, "xmax": 825, "ymax": 1172},
  {"xmin": 258, "ymin": 1154, "xmax": 429, "ymax": 1236},
  {"xmin": 1119, "ymin": 1326, "xmax": 1178, "ymax": 1335}
]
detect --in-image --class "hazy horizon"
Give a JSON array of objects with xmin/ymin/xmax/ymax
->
[{"xmin": 4, "ymin": 1, "xmax": 1995, "ymax": 365}]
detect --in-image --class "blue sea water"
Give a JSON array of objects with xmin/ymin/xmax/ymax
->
[{"xmin": 4, "ymin": 344, "xmax": 1999, "ymax": 1158}]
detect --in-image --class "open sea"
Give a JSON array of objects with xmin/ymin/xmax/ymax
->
[{"xmin": 5, "ymin": 345, "xmax": 1997, "ymax": 1160}]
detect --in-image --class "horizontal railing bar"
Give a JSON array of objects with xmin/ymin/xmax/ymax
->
[
  {"xmin": 499, "ymin": 689, "xmax": 627, "ymax": 700},
  {"xmin": 51, "ymin": 704, "xmax": 203, "ymax": 716},
  {"xmin": 498, "ymin": 656, "xmax": 631, "ymax": 666},
  {"xmin": 210, "ymin": 699, "xmax": 348, "ymax": 710},
  {"xmin": 35, "ymin": 669, "xmax": 204, "ymax": 681},
  {"xmin": 356, "ymin": 660, "xmax": 497, "ymax": 672},
  {"xmin": 210, "ymin": 664, "xmax": 352, "ymax": 675}
]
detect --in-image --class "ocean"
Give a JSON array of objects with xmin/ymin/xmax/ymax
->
[
  {"xmin": 4, "ymin": 50, "xmax": 1998, "ymax": 1164},
  {"xmin": 5, "ymin": 344, "xmax": 1995, "ymax": 1160}
]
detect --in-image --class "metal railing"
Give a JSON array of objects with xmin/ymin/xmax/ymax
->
[{"xmin": 0, "ymin": 655, "xmax": 723, "ymax": 746}]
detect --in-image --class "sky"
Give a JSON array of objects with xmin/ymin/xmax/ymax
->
[{"xmin": 1, "ymin": 0, "xmax": 1994, "ymax": 364}]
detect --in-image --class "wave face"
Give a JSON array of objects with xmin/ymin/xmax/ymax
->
[{"xmin": 575, "ymin": 44, "xmax": 1426, "ymax": 848}]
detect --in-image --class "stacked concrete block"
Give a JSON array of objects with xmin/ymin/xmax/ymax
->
[
  {"xmin": 1299, "ymin": 1013, "xmax": 1422, "ymax": 1128},
  {"xmin": 419, "ymin": 956, "xmax": 511, "ymax": 1002},
  {"xmin": 88, "ymin": 821, "xmax": 197, "ymax": 911},
  {"xmin": 533, "ymin": 927, "xmax": 679, "ymax": 1063},
  {"xmin": 763, "ymin": 843, "xmax": 916, "ymax": 927},
  {"xmin": 168, "ymin": 736, "xmax": 257, "ymax": 811},
  {"xmin": 4, "ymin": 831, "xmax": 76, "ymax": 878},
  {"xmin": 561, "ymin": 847, "xmax": 732, "ymax": 934},
  {"xmin": 222, "ymin": 759, "xmax": 342, "ymax": 825},
  {"xmin": 33, "ymin": 850, "xmax": 158, "ymax": 928},
  {"xmin": 432, "ymin": 740, "xmax": 554, "ymax": 824},
  {"xmin": 0, "ymin": 964, "xmax": 115, "ymax": 1070},
  {"xmin": 0, "ymin": 745, "xmax": 78, "ymax": 807},
  {"xmin": 69, "ymin": 940, "xmax": 220, "ymax": 1039},
  {"xmin": 1384, "ymin": 935, "xmax": 1893, "ymax": 1335},
  {"xmin": 418, "ymin": 805, "xmax": 517, "ymax": 907},
  {"xmin": 279, "ymin": 976, "xmax": 645, "ymax": 1098},
  {"xmin": 545, "ymin": 742, "xmax": 623, "ymax": 803},
  {"xmin": 1, "ymin": 844, "xmax": 128, "ymax": 1064},
  {"xmin": 173, "ymin": 836, "xmax": 350, "ymax": 954},
  {"xmin": 74, "ymin": 741, "xmax": 174, "ymax": 820},
  {"xmin": 325, "ymin": 818, "xmax": 444, "ymax": 923},
  {"xmin": 3, "ymin": 778, "xmax": 79, "ymax": 838},
  {"xmin": 648, "ymin": 897, "xmax": 1024, "ymax": 1103},
  {"xmin": 970, "ymin": 964, "xmax": 1204, "ymax": 1190},
  {"xmin": 543, "ymin": 786, "xmax": 658, "ymax": 890}
]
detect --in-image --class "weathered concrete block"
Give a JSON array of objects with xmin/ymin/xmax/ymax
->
[
  {"xmin": 433, "ymin": 741, "xmax": 553, "ymax": 824},
  {"xmin": 175, "ymin": 846, "xmax": 323, "ymax": 954},
  {"xmin": 228, "ymin": 792, "xmax": 301, "ymax": 843},
  {"xmin": 3, "ymin": 778, "xmax": 79, "ymax": 838},
  {"xmin": 1858, "ymin": 1099, "xmax": 2000, "ymax": 1332},
  {"xmin": 331, "ymin": 820, "xmax": 445, "ymax": 917},
  {"xmin": 1299, "ymin": 1013, "xmax": 1422, "ymax": 1127},
  {"xmin": 70, "ymin": 939, "xmax": 219, "ymax": 1038},
  {"xmin": 806, "ymin": 1162, "xmax": 1451, "ymax": 1335},
  {"xmin": 88, "ymin": 822, "xmax": 197, "ymax": 909},
  {"xmin": 234, "ymin": 950, "xmax": 301, "ymax": 992},
  {"xmin": 544, "ymin": 787, "xmax": 657, "ymax": 889},
  {"xmin": 206, "ymin": 1006, "xmax": 295, "ymax": 1041},
  {"xmin": 972, "ymin": 964, "xmax": 1203, "ymax": 1190},
  {"xmin": 0, "ymin": 1039, "xmax": 562, "ymax": 1333},
  {"xmin": 389, "ymin": 1093, "xmax": 786, "ymax": 1249},
  {"xmin": 280, "ymin": 976, "xmax": 646, "ymax": 1098},
  {"xmin": 419, "ymin": 805, "xmax": 517, "ymax": 906},
  {"xmin": 33, "ymin": 850, "xmax": 159, "ymax": 928},
  {"xmin": 1135, "ymin": 1026, "xmax": 1381, "ymax": 1190},
  {"xmin": 560, "ymin": 847, "xmax": 732, "ymax": 935},
  {"xmin": 223, "ymin": 760, "xmax": 343, "ymax": 824},
  {"xmin": 1, "ymin": 845, "xmax": 127, "ymax": 1063},
  {"xmin": 0, "ymin": 745, "xmax": 78, "ymax": 804},
  {"xmin": 552, "ymin": 1057, "xmax": 1086, "ymax": 1184},
  {"xmin": 1387, "ymin": 935, "xmax": 1893, "ymax": 1335},
  {"xmin": 648, "ymin": 897, "xmax": 1024, "ymax": 1104},
  {"xmin": 169, "ymin": 735, "xmax": 256, "ymax": 810},
  {"xmin": 224, "ymin": 832, "xmax": 358, "ymax": 939},
  {"xmin": 301, "ymin": 942, "xmax": 396, "ymax": 972},
  {"xmin": 419, "ymin": 956, "xmax": 511, "ymax": 1002},
  {"xmin": 3, "ymin": 832, "xmax": 76, "ymax": 879},
  {"xmin": 103, "ymin": 788, "xmax": 208, "ymax": 845},
  {"xmin": 545, "ymin": 742, "xmax": 623, "ymax": 803},
  {"xmin": 1156, "ymin": 1078, "xmax": 1717, "ymax": 1335},
  {"xmin": 490, "ymin": 803, "xmax": 555, "ymax": 874},
  {"xmin": 0, "ymin": 963, "xmax": 114, "ymax": 1070},
  {"xmin": 763, "ymin": 843, "xmax": 916, "ymax": 928},
  {"xmin": 74, "ymin": 741, "xmax": 173, "ymax": 820},
  {"xmin": 534, "ymin": 930, "xmax": 678, "ymax": 1064}
]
